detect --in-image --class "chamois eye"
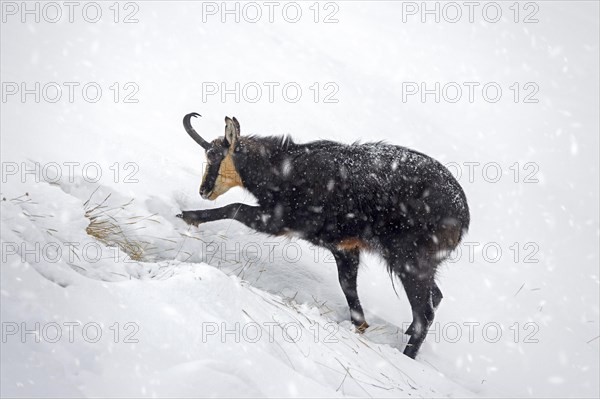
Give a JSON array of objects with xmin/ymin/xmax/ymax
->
[{"xmin": 207, "ymin": 149, "xmax": 221, "ymax": 165}]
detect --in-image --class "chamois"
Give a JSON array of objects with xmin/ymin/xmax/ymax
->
[{"xmin": 177, "ymin": 112, "xmax": 470, "ymax": 358}]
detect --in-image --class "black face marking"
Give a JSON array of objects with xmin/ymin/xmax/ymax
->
[
  {"xmin": 200, "ymin": 140, "xmax": 228, "ymax": 198},
  {"xmin": 200, "ymin": 162, "xmax": 220, "ymax": 197}
]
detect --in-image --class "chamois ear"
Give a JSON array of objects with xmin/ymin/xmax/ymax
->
[{"xmin": 224, "ymin": 116, "xmax": 240, "ymax": 147}]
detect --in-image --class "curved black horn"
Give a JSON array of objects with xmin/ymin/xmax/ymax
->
[{"xmin": 183, "ymin": 112, "xmax": 211, "ymax": 150}]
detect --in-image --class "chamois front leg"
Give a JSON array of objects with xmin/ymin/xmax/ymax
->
[{"xmin": 177, "ymin": 204, "xmax": 284, "ymax": 235}]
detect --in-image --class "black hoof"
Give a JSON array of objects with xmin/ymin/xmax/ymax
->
[
  {"xmin": 403, "ymin": 344, "xmax": 418, "ymax": 359},
  {"xmin": 356, "ymin": 321, "xmax": 369, "ymax": 334},
  {"xmin": 177, "ymin": 211, "xmax": 202, "ymax": 226}
]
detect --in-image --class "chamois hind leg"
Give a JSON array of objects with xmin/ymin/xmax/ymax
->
[
  {"xmin": 405, "ymin": 281, "xmax": 443, "ymax": 336},
  {"xmin": 431, "ymin": 281, "xmax": 443, "ymax": 309},
  {"xmin": 385, "ymin": 240, "xmax": 441, "ymax": 359},
  {"xmin": 332, "ymin": 248, "xmax": 369, "ymax": 333}
]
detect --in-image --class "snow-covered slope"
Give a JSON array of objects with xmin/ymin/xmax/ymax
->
[
  {"xmin": 1, "ymin": 2, "xmax": 598, "ymax": 398},
  {"xmin": 1, "ymin": 179, "xmax": 474, "ymax": 398}
]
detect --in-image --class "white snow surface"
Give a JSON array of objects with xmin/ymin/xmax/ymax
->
[{"xmin": 1, "ymin": 2, "xmax": 598, "ymax": 398}]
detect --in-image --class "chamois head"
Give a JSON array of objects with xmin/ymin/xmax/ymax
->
[{"xmin": 183, "ymin": 112, "xmax": 243, "ymax": 200}]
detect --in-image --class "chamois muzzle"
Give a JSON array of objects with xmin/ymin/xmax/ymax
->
[{"xmin": 183, "ymin": 112, "xmax": 211, "ymax": 150}]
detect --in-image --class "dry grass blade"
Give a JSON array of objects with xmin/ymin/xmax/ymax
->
[{"xmin": 83, "ymin": 190, "xmax": 153, "ymax": 262}]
